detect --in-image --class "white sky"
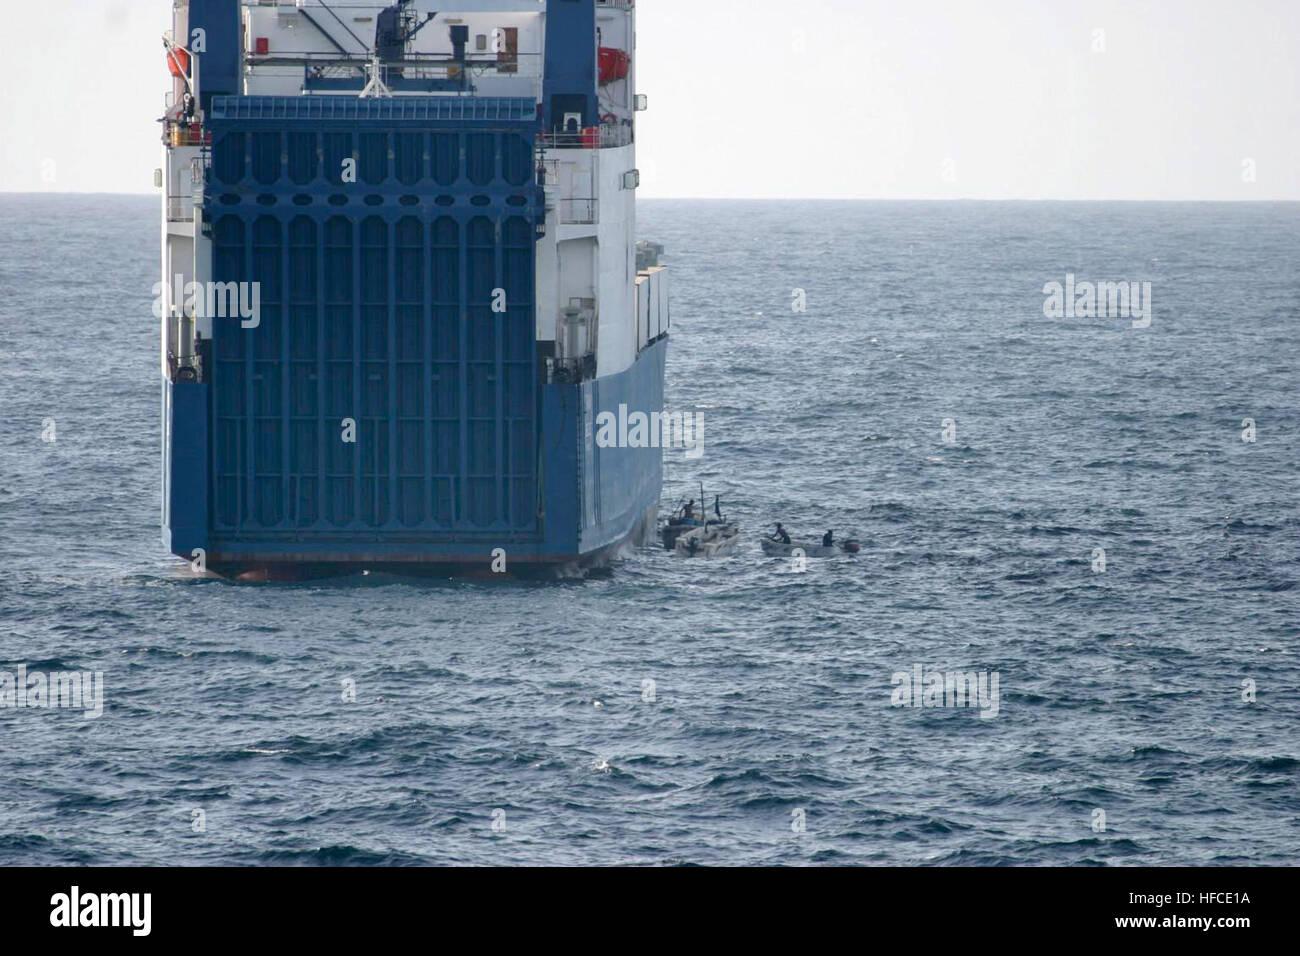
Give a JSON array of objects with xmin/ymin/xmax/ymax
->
[{"xmin": 1, "ymin": 0, "xmax": 1297, "ymax": 199}]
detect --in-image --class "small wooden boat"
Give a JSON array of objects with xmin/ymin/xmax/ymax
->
[
  {"xmin": 661, "ymin": 516, "xmax": 704, "ymax": 551},
  {"xmin": 674, "ymin": 521, "xmax": 741, "ymax": 557},
  {"xmin": 760, "ymin": 537, "xmax": 860, "ymax": 557},
  {"xmin": 663, "ymin": 486, "xmax": 730, "ymax": 552}
]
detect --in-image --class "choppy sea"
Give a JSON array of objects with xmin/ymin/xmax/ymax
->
[{"xmin": 0, "ymin": 194, "xmax": 1297, "ymax": 865}]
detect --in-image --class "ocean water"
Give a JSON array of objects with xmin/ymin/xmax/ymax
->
[{"xmin": 0, "ymin": 194, "xmax": 1297, "ymax": 865}]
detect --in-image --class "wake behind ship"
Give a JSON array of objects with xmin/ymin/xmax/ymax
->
[{"xmin": 158, "ymin": 0, "xmax": 669, "ymax": 579}]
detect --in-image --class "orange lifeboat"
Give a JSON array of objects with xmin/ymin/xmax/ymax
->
[
  {"xmin": 598, "ymin": 47, "xmax": 628, "ymax": 85},
  {"xmin": 167, "ymin": 45, "xmax": 190, "ymax": 79}
]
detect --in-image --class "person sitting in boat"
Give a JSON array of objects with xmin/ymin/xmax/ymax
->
[
  {"xmin": 823, "ymin": 530, "xmax": 834, "ymax": 548},
  {"xmin": 773, "ymin": 523, "xmax": 791, "ymax": 544}
]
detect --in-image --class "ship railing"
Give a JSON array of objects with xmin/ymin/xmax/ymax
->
[
  {"xmin": 555, "ymin": 197, "xmax": 599, "ymax": 225},
  {"xmin": 536, "ymin": 158, "xmax": 599, "ymax": 224},
  {"xmin": 600, "ymin": 124, "xmax": 633, "ymax": 148},
  {"xmin": 244, "ymin": 50, "xmax": 543, "ymax": 64},
  {"xmin": 163, "ymin": 119, "xmax": 210, "ymax": 149},
  {"xmin": 165, "ymin": 156, "xmax": 207, "ymax": 223},
  {"xmin": 166, "ymin": 197, "xmax": 191, "ymax": 222},
  {"xmin": 538, "ymin": 124, "xmax": 632, "ymax": 150},
  {"xmin": 539, "ymin": 131, "xmax": 591, "ymax": 150},
  {"xmin": 248, "ymin": 51, "xmax": 543, "ymax": 73}
]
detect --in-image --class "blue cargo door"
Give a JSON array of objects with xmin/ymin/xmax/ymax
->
[{"xmin": 205, "ymin": 103, "xmax": 541, "ymax": 544}]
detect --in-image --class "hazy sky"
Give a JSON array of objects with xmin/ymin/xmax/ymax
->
[{"xmin": 1, "ymin": 0, "xmax": 1297, "ymax": 198}]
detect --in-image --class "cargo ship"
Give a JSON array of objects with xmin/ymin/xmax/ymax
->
[{"xmin": 158, "ymin": 0, "xmax": 669, "ymax": 578}]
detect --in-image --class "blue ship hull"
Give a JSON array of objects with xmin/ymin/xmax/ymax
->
[
  {"xmin": 160, "ymin": 3, "xmax": 666, "ymax": 578},
  {"xmin": 164, "ymin": 336, "xmax": 666, "ymax": 578},
  {"xmin": 158, "ymin": 104, "xmax": 670, "ymax": 578}
]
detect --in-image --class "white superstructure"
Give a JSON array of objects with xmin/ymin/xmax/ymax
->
[{"xmin": 159, "ymin": 0, "xmax": 666, "ymax": 390}]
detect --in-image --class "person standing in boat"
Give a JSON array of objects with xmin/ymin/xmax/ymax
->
[
  {"xmin": 683, "ymin": 500, "xmax": 695, "ymax": 521},
  {"xmin": 823, "ymin": 530, "xmax": 834, "ymax": 548},
  {"xmin": 773, "ymin": 523, "xmax": 791, "ymax": 544}
]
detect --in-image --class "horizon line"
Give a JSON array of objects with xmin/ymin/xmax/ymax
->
[{"xmin": 2, "ymin": 190, "xmax": 1297, "ymax": 203}]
